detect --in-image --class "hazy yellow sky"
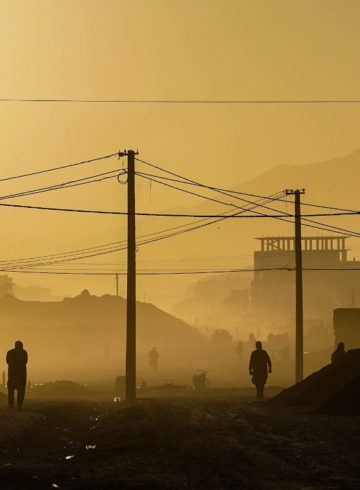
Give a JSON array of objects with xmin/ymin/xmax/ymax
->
[{"xmin": 0, "ymin": 0, "xmax": 360, "ymax": 302}]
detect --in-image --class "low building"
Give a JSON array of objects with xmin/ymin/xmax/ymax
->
[
  {"xmin": 251, "ymin": 236, "xmax": 360, "ymax": 322},
  {"xmin": 333, "ymin": 308, "xmax": 360, "ymax": 349}
]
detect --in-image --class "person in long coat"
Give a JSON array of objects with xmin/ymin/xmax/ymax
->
[
  {"xmin": 249, "ymin": 341, "xmax": 272, "ymax": 400},
  {"xmin": 7, "ymin": 341, "xmax": 28, "ymax": 409}
]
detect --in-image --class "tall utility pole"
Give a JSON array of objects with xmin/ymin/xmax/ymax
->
[
  {"xmin": 115, "ymin": 272, "xmax": 119, "ymax": 297},
  {"xmin": 286, "ymin": 188, "xmax": 305, "ymax": 383},
  {"xmin": 125, "ymin": 150, "xmax": 137, "ymax": 401}
]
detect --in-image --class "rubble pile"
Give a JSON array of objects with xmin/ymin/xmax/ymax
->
[{"xmin": 271, "ymin": 349, "xmax": 360, "ymax": 415}]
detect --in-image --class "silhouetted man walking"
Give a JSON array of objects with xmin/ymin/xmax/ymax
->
[
  {"xmin": 148, "ymin": 347, "xmax": 159, "ymax": 372},
  {"xmin": 249, "ymin": 341, "xmax": 272, "ymax": 400},
  {"xmin": 7, "ymin": 341, "xmax": 28, "ymax": 410}
]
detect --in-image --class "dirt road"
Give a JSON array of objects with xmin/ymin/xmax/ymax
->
[{"xmin": 0, "ymin": 390, "xmax": 359, "ymax": 489}]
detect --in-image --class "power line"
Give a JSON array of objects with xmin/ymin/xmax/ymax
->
[
  {"xmin": 137, "ymin": 164, "xmax": 360, "ymax": 216},
  {"xmin": 128, "ymin": 192, "xmax": 285, "ymax": 247},
  {"xmin": 3, "ymin": 245, "xmax": 127, "ymax": 270},
  {"xmin": 0, "ymin": 153, "xmax": 358, "ymax": 240},
  {"xmin": 138, "ymin": 168, "xmax": 360, "ymax": 240},
  {"xmin": 2, "ymin": 200, "xmax": 360, "ymax": 271},
  {"xmin": 5, "ymin": 189, "xmax": 274, "ymax": 268},
  {"xmin": 135, "ymin": 171, "xmax": 191, "ymax": 186},
  {"xmin": 206, "ymin": 187, "xmax": 360, "ymax": 214},
  {"xmin": 2, "ymin": 98, "xmax": 360, "ymax": 104},
  {"xmin": 0, "ymin": 244, "xmax": 126, "ymax": 268},
  {"xmin": 136, "ymin": 157, "xmax": 360, "ymax": 238},
  {"xmin": 0, "ymin": 239, "xmax": 127, "ymax": 266},
  {"xmin": 0, "ymin": 267, "xmax": 294, "ymax": 276},
  {"xmin": 4, "ymin": 266, "xmax": 360, "ymax": 277},
  {"xmin": 0, "ymin": 178, "xmax": 356, "ymax": 271},
  {"xmin": 0, "ymin": 193, "xmax": 285, "ymax": 268},
  {"xmin": 0, "ymin": 200, "xmax": 357, "ymax": 218},
  {"xmin": 136, "ymin": 171, "xmax": 250, "ymax": 211},
  {"xmin": 1, "ymin": 192, "xmax": 356, "ymax": 271},
  {"xmin": 1, "ymin": 163, "xmax": 355, "ymax": 245},
  {"xmin": 0, "ymin": 201, "xmax": 259, "ymax": 266},
  {"xmin": 136, "ymin": 172, "xmax": 360, "ymax": 228},
  {"xmin": 0, "ymin": 152, "xmax": 120, "ymax": 183},
  {"xmin": 33, "ymin": 258, "xmax": 360, "ymax": 270},
  {"xmin": 0, "ymin": 202, "xmax": 123, "ymax": 214},
  {"xmin": 301, "ymin": 216, "xmax": 360, "ymax": 238},
  {"xmin": 0, "ymin": 168, "xmax": 126, "ymax": 201}
]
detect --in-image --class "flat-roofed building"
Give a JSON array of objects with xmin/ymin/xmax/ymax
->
[{"xmin": 251, "ymin": 236, "xmax": 360, "ymax": 321}]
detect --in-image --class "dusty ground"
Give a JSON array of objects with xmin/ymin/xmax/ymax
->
[{"xmin": 0, "ymin": 389, "xmax": 359, "ymax": 489}]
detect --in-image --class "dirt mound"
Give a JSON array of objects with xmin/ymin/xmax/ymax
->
[
  {"xmin": 30, "ymin": 380, "xmax": 91, "ymax": 397},
  {"xmin": 270, "ymin": 349, "xmax": 360, "ymax": 413},
  {"xmin": 318, "ymin": 374, "xmax": 360, "ymax": 415}
]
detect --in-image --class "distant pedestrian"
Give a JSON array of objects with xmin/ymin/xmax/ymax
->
[
  {"xmin": 7, "ymin": 341, "xmax": 28, "ymax": 410},
  {"xmin": 148, "ymin": 347, "xmax": 159, "ymax": 372},
  {"xmin": 235, "ymin": 341, "xmax": 243, "ymax": 363},
  {"xmin": 331, "ymin": 342, "xmax": 346, "ymax": 364},
  {"xmin": 249, "ymin": 341, "xmax": 272, "ymax": 400}
]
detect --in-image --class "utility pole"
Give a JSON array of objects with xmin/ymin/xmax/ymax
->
[
  {"xmin": 115, "ymin": 272, "xmax": 119, "ymax": 297},
  {"xmin": 286, "ymin": 188, "xmax": 305, "ymax": 383},
  {"xmin": 125, "ymin": 150, "xmax": 137, "ymax": 401}
]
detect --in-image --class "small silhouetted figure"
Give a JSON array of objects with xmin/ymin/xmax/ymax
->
[
  {"xmin": 249, "ymin": 341, "xmax": 272, "ymax": 400},
  {"xmin": 236, "ymin": 341, "xmax": 243, "ymax": 363},
  {"xmin": 331, "ymin": 342, "xmax": 346, "ymax": 364},
  {"xmin": 7, "ymin": 341, "xmax": 28, "ymax": 410},
  {"xmin": 148, "ymin": 347, "xmax": 159, "ymax": 372},
  {"xmin": 193, "ymin": 370, "xmax": 209, "ymax": 391}
]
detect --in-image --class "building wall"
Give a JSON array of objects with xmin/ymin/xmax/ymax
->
[
  {"xmin": 333, "ymin": 308, "xmax": 360, "ymax": 349},
  {"xmin": 252, "ymin": 240, "xmax": 360, "ymax": 321}
]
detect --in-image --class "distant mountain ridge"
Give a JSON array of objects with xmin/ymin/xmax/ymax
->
[{"xmin": 232, "ymin": 149, "xmax": 360, "ymax": 208}]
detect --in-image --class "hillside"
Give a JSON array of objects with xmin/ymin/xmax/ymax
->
[
  {"xmin": 0, "ymin": 290, "xmax": 206, "ymax": 381},
  {"xmin": 234, "ymin": 149, "xmax": 360, "ymax": 207}
]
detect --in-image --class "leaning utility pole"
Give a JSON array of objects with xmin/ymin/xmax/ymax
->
[
  {"xmin": 286, "ymin": 188, "xmax": 305, "ymax": 383},
  {"xmin": 125, "ymin": 150, "xmax": 137, "ymax": 401}
]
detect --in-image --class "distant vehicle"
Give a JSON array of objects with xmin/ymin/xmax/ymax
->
[{"xmin": 192, "ymin": 370, "xmax": 209, "ymax": 391}]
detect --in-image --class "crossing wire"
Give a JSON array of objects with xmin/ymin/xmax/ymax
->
[
  {"xmin": 0, "ymin": 169, "xmax": 126, "ymax": 201},
  {"xmin": 2, "ymin": 98, "xmax": 360, "ymax": 104},
  {"xmin": 137, "ymin": 173, "xmax": 360, "ymax": 237},
  {"xmin": 0, "ymin": 192, "xmax": 284, "ymax": 269},
  {"xmin": 136, "ymin": 170, "xmax": 360, "ymax": 215},
  {"xmin": 3, "ymin": 266, "xmax": 360, "ymax": 277},
  {"xmin": 0, "ymin": 152, "xmax": 120, "ymax": 183},
  {"xmin": 0, "ymin": 200, "xmax": 358, "ymax": 219},
  {"xmin": 135, "ymin": 158, "xmax": 360, "ymax": 238}
]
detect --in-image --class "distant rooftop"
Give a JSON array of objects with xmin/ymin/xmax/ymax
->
[
  {"xmin": 255, "ymin": 236, "xmax": 349, "ymax": 240},
  {"xmin": 255, "ymin": 236, "xmax": 348, "ymax": 253}
]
